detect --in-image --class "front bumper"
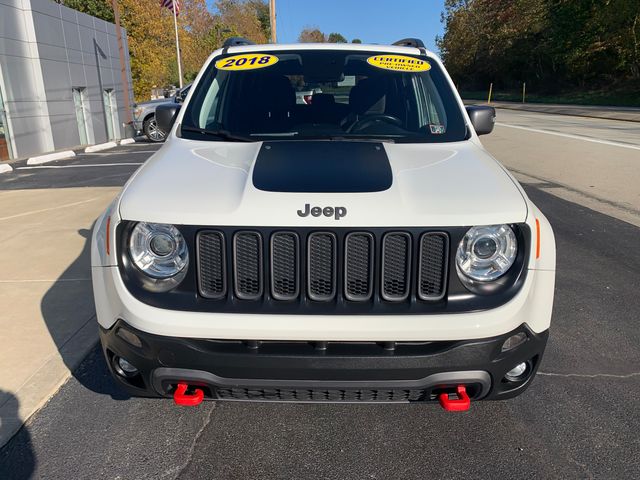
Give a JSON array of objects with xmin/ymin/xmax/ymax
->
[{"xmin": 100, "ymin": 320, "xmax": 548, "ymax": 403}]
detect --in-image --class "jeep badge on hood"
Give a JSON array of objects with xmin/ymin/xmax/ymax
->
[{"xmin": 297, "ymin": 204, "xmax": 347, "ymax": 220}]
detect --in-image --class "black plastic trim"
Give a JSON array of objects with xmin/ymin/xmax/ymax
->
[
  {"xmin": 381, "ymin": 232, "xmax": 412, "ymax": 302},
  {"xmin": 233, "ymin": 231, "xmax": 263, "ymax": 300},
  {"xmin": 344, "ymin": 232, "xmax": 375, "ymax": 301},
  {"xmin": 117, "ymin": 223, "xmax": 530, "ymax": 315},
  {"xmin": 417, "ymin": 232, "xmax": 449, "ymax": 301},
  {"xmin": 270, "ymin": 231, "xmax": 300, "ymax": 301},
  {"xmin": 307, "ymin": 232, "xmax": 337, "ymax": 301},
  {"xmin": 196, "ymin": 230, "xmax": 227, "ymax": 299},
  {"xmin": 99, "ymin": 320, "xmax": 548, "ymax": 402}
]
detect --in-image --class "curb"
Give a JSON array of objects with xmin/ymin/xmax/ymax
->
[
  {"xmin": 119, "ymin": 138, "xmax": 136, "ymax": 145},
  {"xmin": 85, "ymin": 141, "xmax": 118, "ymax": 153},
  {"xmin": 26, "ymin": 150, "xmax": 76, "ymax": 166},
  {"xmin": 0, "ymin": 163, "xmax": 13, "ymax": 174}
]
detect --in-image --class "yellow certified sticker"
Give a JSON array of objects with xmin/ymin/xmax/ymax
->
[
  {"xmin": 367, "ymin": 55, "xmax": 431, "ymax": 72},
  {"xmin": 215, "ymin": 53, "xmax": 278, "ymax": 71}
]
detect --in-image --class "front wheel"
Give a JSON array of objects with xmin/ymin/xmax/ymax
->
[{"xmin": 143, "ymin": 116, "xmax": 166, "ymax": 143}]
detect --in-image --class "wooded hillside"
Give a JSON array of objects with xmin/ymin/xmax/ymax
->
[{"xmin": 437, "ymin": 0, "xmax": 640, "ymax": 101}]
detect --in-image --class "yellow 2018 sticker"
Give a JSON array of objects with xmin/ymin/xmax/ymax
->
[
  {"xmin": 367, "ymin": 55, "xmax": 431, "ymax": 72},
  {"xmin": 215, "ymin": 53, "xmax": 278, "ymax": 71}
]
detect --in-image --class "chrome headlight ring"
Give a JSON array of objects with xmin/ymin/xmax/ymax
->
[
  {"xmin": 128, "ymin": 222, "xmax": 189, "ymax": 291},
  {"xmin": 456, "ymin": 224, "xmax": 518, "ymax": 282}
]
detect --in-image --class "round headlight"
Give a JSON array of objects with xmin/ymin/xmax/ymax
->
[
  {"xmin": 456, "ymin": 225, "xmax": 517, "ymax": 282},
  {"xmin": 129, "ymin": 222, "xmax": 188, "ymax": 279}
]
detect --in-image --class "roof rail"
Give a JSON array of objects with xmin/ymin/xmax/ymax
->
[
  {"xmin": 392, "ymin": 38, "xmax": 426, "ymax": 49},
  {"xmin": 222, "ymin": 37, "xmax": 256, "ymax": 48}
]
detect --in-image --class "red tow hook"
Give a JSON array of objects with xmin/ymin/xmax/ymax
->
[
  {"xmin": 173, "ymin": 383, "xmax": 204, "ymax": 406},
  {"xmin": 438, "ymin": 385, "xmax": 471, "ymax": 412}
]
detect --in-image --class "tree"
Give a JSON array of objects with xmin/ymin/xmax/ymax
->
[
  {"xmin": 327, "ymin": 32, "xmax": 347, "ymax": 43},
  {"xmin": 298, "ymin": 27, "xmax": 326, "ymax": 43},
  {"xmin": 57, "ymin": 0, "xmax": 114, "ymax": 22},
  {"xmin": 216, "ymin": 0, "xmax": 269, "ymax": 45},
  {"xmin": 57, "ymin": 0, "xmax": 277, "ymax": 100},
  {"xmin": 437, "ymin": 0, "xmax": 640, "ymax": 94},
  {"xmin": 351, "ymin": 38, "xmax": 362, "ymax": 44}
]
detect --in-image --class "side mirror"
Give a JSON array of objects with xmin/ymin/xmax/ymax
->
[
  {"xmin": 156, "ymin": 103, "xmax": 181, "ymax": 135},
  {"xmin": 465, "ymin": 105, "xmax": 496, "ymax": 135}
]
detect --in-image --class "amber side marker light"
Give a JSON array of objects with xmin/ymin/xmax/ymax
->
[
  {"xmin": 106, "ymin": 216, "xmax": 111, "ymax": 256},
  {"xmin": 535, "ymin": 218, "xmax": 541, "ymax": 259}
]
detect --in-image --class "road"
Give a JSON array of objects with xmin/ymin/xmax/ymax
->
[{"xmin": 1, "ymin": 111, "xmax": 640, "ymax": 479}]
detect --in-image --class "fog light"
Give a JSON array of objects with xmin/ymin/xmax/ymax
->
[
  {"xmin": 501, "ymin": 332, "xmax": 527, "ymax": 352},
  {"xmin": 114, "ymin": 356, "xmax": 139, "ymax": 377},
  {"xmin": 505, "ymin": 362, "xmax": 528, "ymax": 382}
]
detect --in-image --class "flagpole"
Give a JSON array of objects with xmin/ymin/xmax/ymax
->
[{"xmin": 172, "ymin": 0, "xmax": 183, "ymax": 88}]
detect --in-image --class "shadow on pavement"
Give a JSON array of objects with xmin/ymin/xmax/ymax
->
[
  {"xmin": 0, "ymin": 390, "xmax": 35, "ymax": 479},
  {"xmin": 39, "ymin": 227, "xmax": 130, "ymax": 401}
]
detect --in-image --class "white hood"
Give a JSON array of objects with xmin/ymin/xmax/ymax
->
[{"xmin": 119, "ymin": 138, "xmax": 527, "ymax": 227}]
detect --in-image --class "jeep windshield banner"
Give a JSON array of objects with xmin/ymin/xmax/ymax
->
[
  {"xmin": 215, "ymin": 53, "xmax": 279, "ymax": 71},
  {"xmin": 367, "ymin": 55, "xmax": 431, "ymax": 72}
]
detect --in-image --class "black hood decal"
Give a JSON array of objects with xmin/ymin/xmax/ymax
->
[{"xmin": 252, "ymin": 141, "xmax": 393, "ymax": 193}]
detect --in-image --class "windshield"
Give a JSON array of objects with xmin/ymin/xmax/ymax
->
[{"xmin": 180, "ymin": 50, "xmax": 467, "ymax": 143}]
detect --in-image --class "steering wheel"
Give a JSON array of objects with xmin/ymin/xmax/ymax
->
[{"xmin": 347, "ymin": 114, "xmax": 403, "ymax": 133}]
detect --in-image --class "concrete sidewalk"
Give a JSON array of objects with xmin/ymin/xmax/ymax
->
[
  {"xmin": 0, "ymin": 187, "xmax": 119, "ymax": 446},
  {"xmin": 464, "ymin": 100, "xmax": 640, "ymax": 123}
]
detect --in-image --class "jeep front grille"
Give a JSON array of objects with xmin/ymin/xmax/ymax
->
[
  {"xmin": 197, "ymin": 229, "xmax": 449, "ymax": 308},
  {"xmin": 307, "ymin": 232, "xmax": 337, "ymax": 301},
  {"xmin": 233, "ymin": 232, "xmax": 263, "ymax": 300},
  {"xmin": 197, "ymin": 231, "xmax": 226, "ymax": 299},
  {"xmin": 344, "ymin": 232, "xmax": 374, "ymax": 301},
  {"xmin": 381, "ymin": 232, "xmax": 412, "ymax": 301},
  {"xmin": 270, "ymin": 232, "xmax": 299, "ymax": 300}
]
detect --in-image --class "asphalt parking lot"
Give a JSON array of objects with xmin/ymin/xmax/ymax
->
[{"xmin": 1, "ymin": 112, "xmax": 639, "ymax": 479}]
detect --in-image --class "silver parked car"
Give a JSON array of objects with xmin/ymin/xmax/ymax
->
[{"xmin": 132, "ymin": 84, "xmax": 191, "ymax": 142}]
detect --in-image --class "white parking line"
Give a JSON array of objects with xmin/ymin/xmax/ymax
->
[
  {"xmin": 495, "ymin": 122, "xmax": 640, "ymax": 151},
  {"xmin": 16, "ymin": 163, "xmax": 144, "ymax": 170},
  {"xmin": 0, "ymin": 197, "xmax": 101, "ymax": 221}
]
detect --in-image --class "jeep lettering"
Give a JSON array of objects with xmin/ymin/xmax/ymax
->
[{"xmin": 297, "ymin": 204, "xmax": 347, "ymax": 220}]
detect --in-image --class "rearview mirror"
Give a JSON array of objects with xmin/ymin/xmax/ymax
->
[
  {"xmin": 156, "ymin": 103, "xmax": 181, "ymax": 135},
  {"xmin": 465, "ymin": 105, "xmax": 496, "ymax": 136}
]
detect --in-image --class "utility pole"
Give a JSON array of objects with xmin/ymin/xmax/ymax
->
[
  {"xmin": 269, "ymin": 0, "xmax": 277, "ymax": 43},
  {"xmin": 172, "ymin": 0, "xmax": 183, "ymax": 88},
  {"xmin": 111, "ymin": 0, "xmax": 132, "ymax": 126}
]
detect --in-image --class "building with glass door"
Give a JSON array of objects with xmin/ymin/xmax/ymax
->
[{"xmin": 0, "ymin": 0, "xmax": 133, "ymax": 161}]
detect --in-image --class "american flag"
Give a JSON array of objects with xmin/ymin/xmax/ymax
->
[{"xmin": 161, "ymin": 0, "xmax": 180, "ymax": 15}]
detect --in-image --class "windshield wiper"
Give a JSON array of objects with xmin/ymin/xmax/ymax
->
[
  {"xmin": 328, "ymin": 135, "xmax": 396, "ymax": 143},
  {"xmin": 180, "ymin": 125, "xmax": 253, "ymax": 142}
]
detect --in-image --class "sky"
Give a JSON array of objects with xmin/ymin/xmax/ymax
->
[{"xmin": 275, "ymin": 0, "xmax": 446, "ymax": 54}]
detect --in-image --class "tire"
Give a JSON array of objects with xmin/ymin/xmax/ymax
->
[{"xmin": 143, "ymin": 115, "xmax": 166, "ymax": 143}]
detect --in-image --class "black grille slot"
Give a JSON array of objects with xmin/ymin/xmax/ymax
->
[
  {"xmin": 216, "ymin": 387, "xmax": 428, "ymax": 402},
  {"xmin": 307, "ymin": 233, "xmax": 337, "ymax": 301},
  {"xmin": 233, "ymin": 232, "xmax": 263, "ymax": 300},
  {"xmin": 197, "ymin": 231, "xmax": 226, "ymax": 299},
  {"xmin": 418, "ymin": 233, "xmax": 449, "ymax": 301},
  {"xmin": 381, "ymin": 233, "xmax": 411, "ymax": 301},
  {"xmin": 271, "ymin": 232, "xmax": 299, "ymax": 300},
  {"xmin": 344, "ymin": 232, "xmax": 374, "ymax": 301}
]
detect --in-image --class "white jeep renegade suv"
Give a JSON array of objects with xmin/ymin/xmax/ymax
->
[{"xmin": 92, "ymin": 38, "xmax": 555, "ymax": 410}]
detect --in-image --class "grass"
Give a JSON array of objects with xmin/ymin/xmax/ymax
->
[{"xmin": 461, "ymin": 88, "xmax": 640, "ymax": 107}]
